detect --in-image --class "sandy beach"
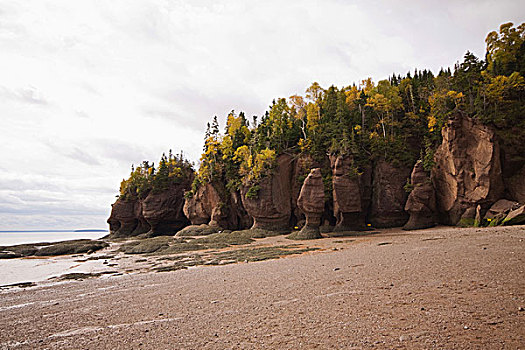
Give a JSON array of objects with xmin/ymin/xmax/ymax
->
[{"xmin": 1, "ymin": 225, "xmax": 524, "ymax": 349}]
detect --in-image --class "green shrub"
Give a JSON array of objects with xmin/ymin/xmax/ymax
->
[
  {"xmin": 404, "ymin": 178, "xmax": 414, "ymax": 193},
  {"xmin": 245, "ymin": 185, "xmax": 260, "ymax": 199}
]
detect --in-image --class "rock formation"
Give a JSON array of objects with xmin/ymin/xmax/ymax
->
[
  {"xmin": 133, "ymin": 200, "xmax": 151, "ymax": 235},
  {"xmin": 475, "ymin": 205, "xmax": 482, "ymax": 227},
  {"xmin": 330, "ymin": 155, "xmax": 372, "ymax": 231},
  {"xmin": 181, "ymin": 183, "xmax": 222, "ymax": 235},
  {"xmin": 289, "ymin": 168, "xmax": 324, "ymax": 240},
  {"xmin": 183, "ymin": 183, "xmax": 220, "ymax": 225},
  {"xmin": 458, "ymin": 206, "xmax": 477, "ymax": 227},
  {"xmin": 403, "ymin": 160, "xmax": 436, "ymax": 230},
  {"xmin": 241, "ymin": 154, "xmax": 293, "ymax": 232},
  {"xmin": 176, "ymin": 224, "xmax": 218, "ymax": 237},
  {"xmin": 142, "ymin": 183, "xmax": 190, "ymax": 236},
  {"xmin": 432, "ymin": 113, "xmax": 504, "ymax": 225},
  {"xmin": 485, "ymin": 199, "xmax": 520, "ymax": 219},
  {"xmin": 229, "ymin": 190, "xmax": 253, "ymax": 229},
  {"xmin": 359, "ymin": 165, "xmax": 374, "ymax": 222},
  {"xmin": 107, "ymin": 198, "xmax": 150, "ymax": 238},
  {"xmin": 181, "ymin": 181, "xmax": 252, "ymax": 236},
  {"xmin": 504, "ymin": 164, "xmax": 525, "ymax": 203},
  {"xmin": 369, "ymin": 160, "xmax": 411, "ymax": 228},
  {"xmin": 290, "ymin": 155, "xmax": 314, "ymax": 228},
  {"xmin": 503, "ymin": 204, "xmax": 525, "ymax": 225},
  {"xmin": 109, "ymin": 113, "xmax": 520, "ymax": 235},
  {"xmin": 107, "ymin": 204, "xmax": 124, "ymax": 235},
  {"xmin": 484, "ymin": 199, "xmax": 521, "ymax": 225}
]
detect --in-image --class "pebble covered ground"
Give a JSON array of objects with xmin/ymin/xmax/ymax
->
[{"xmin": 0, "ymin": 225, "xmax": 524, "ymax": 349}]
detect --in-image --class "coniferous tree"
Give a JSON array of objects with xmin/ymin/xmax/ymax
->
[{"xmin": 211, "ymin": 116, "xmax": 220, "ymax": 136}]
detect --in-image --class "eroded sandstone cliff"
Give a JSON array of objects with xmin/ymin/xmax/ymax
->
[
  {"xmin": 369, "ymin": 160, "xmax": 411, "ymax": 228},
  {"xmin": 241, "ymin": 154, "xmax": 294, "ymax": 232},
  {"xmin": 432, "ymin": 113, "xmax": 505, "ymax": 225},
  {"xmin": 330, "ymin": 155, "xmax": 371, "ymax": 231},
  {"xmin": 109, "ymin": 115, "xmax": 523, "ymax": 236}
]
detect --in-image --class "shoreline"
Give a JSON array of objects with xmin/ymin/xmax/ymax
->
[
  {"xmin": 0, "ymin": 231, "xmax": 107, "ymax": 247},
  {"xmin": 0, "ymin": 225, "xmax": 450, "ymax": 288}
]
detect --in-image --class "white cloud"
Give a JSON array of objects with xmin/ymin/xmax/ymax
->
[{"xmin": 0, "ymin": 0, "xmax": 522, "ymax": 229}]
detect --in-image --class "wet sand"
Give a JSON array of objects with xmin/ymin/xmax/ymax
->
[{"xmin": 1, "ymin": 225, "xmax": 524, "ymax": 349}]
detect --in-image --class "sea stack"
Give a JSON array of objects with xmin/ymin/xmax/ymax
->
[
  {"xmin": 289, "ymin": 168, "xmax": 324, "ymax": 240},
  {"xmin": 403, "ymin": 160, "xmax": 437, "ymax": 230}
]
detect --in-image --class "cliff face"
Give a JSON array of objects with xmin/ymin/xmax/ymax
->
[
  {"xmin": 290, "ymin": 155, "xmax": 312, "ymax": 228},
  {"xmin": 109, "ymin": 115, "xmax": 523, "ymax": 235},
  {"xmin": 107, "ymin": 198, "xmax": 145, "ymax": 238},
  {"xmin": 182, "ymin": 181, "xmax": 252, "ymax": 231},
  {"xmin": 108, "ymin": 181, "xmax": 191, "ymax": 238},
  {"xmin": 133, "ymin": 200, "xmax": 151, "ymax": 235},
  {"xmin": 142, "ymin": 183, "xmax": 190, "ymax": 236},
  {"xmin": 504, "ymin": 164, "xmax": 525, "ymax": 203},
  {"xmin": 107, "ymin": 198, "xmax": 151, "ymax": 238},
  {"xmin": 369, "ymin": 160, "xmax": 411, "ymax": 228},
  {"xmin": 432, "ymin": 113, "xmax": 505, "ymax": 225},
  {"xmin": 241, "ymin": 154, "xmax": 294, "ymax": 232},
  {"xmin": 183, "ymin": 183, "xmax": 221, "ymax": 226},
  {"xmin": 330, "ymin": 155, "xmax": 371, "ymax": 231}
]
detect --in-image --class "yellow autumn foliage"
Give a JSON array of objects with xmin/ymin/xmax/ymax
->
[{"xmin": 234, "ymin": 146, "xmax": 276, "ymax": 183}]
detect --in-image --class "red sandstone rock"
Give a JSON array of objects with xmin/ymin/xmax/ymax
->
[
  {"xmin": 183, "ymin": 182, "xmax": 252, "ymax": 231},
  {"xmin": 403, "ymin": 160, "xmax": 436, "ymax": 230},
  {"xmin": 183, "ymin": 183, "xmax": 221, "ymax": 226},
  {"xmin": 133, "ymin": 200, "xmax": 151, "ymax": 235},
  {"xmin": 229, "ymin": 190, "xmax": 253, "ymax": 229},
  {"xmin": 485, "ymin": 199, "xmax": 520, "ymax": 221},
  {"xmin": 432, "ymin": 114, "xmax": 504, "ymax": 225},
  {"xmin": 107, "ymin": 198, "xmax": 150, "ymax": 238},
  {"xmin": 289, "ymin": 168, "xmax": 324, "ymax": 239},
  {"xmin": 142, "ymin": 183, "xmax": 190, "ymax": 236},
  {"xmin": 241, "ymin": 154, "xmax": 293, "ymax": 232},
  {"xmin": 330, "ymin": 155, "xmax": 370, "ymax": 231},
  {"xmin": 503, "ymin": 204, "xmax": 525, "ymax": 225},
  {"xmin": 369, "ymin": 160, "xmax": 411, "ymax": 228},
  {"xmin": 291, "ymin": 155, "xmax": 314, "ymax": 227},
  {"xmin": 504, "ymin": 164, "xmax": 525, "ymax": 203}
]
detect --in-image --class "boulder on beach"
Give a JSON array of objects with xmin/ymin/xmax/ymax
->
[
  {"xmin": 484, "ymin": 199, "xmax": 520, "ymax": 225},
  {"xmin": 175, "ymin": 224, "xmax": 219, "ymax": 237},
  {"xmin": 503, "ymin": 205, "xmax": 525, "ymax": 225}
]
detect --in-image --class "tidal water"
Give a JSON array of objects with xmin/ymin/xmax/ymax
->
[
  {"xmin": 0, "ymin": 231, "xmax": 109, "ymax": 286},
  {"xmin": 0, "ymin": 231, "xmax": 107, "ymax": 246}
]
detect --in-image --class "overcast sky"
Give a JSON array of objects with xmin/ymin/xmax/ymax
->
[{"xmin": 0, "ymin": 0, "xmax": 523, "ymax": 230}]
